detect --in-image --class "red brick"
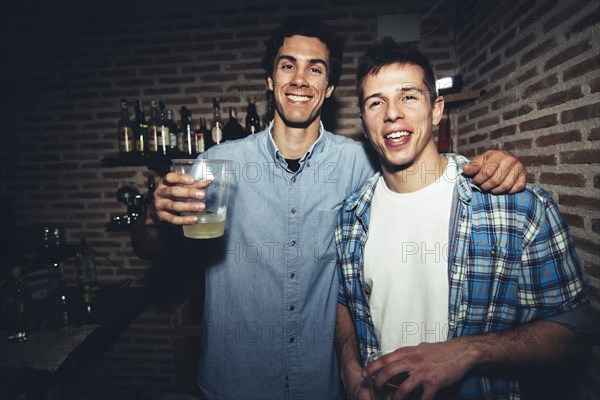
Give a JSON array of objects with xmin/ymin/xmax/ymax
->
[
  {"xmin": 220, "ymin": 40, "xmax": 259, "ymax": 50},
  {"xmin": 520, "ymin": 155, "xmax": 557, "ymax": 166},
  {"xmin": 504, "ymin": 139, "xmax": 532, "ymax": 151},
  {"xmin": 590, "ymin": 127, "xmax": 600, "ymax": 141},
  {"xmin": 468, "ymin": 106, "xmax": 489, "ymax": 120},
  {"xmin": 518, "ymin": 114, "xmax": 558, "ymax": 132},
  {"xmin": 505, "ymin": 32, "xmax": 537, "ymax": 58},
  {"xmin": 591, "ymin": 76, "xmax": 600, "ymax": 94},
  {"xmin": 537, "ymin": 86, "xmax": 583, "ymax": 109},
  {"xmin": 559, "ymin": 194, "xmax": 600, "ymax": 211},
  {"xmin": 490, "ymin": 61, "xmax": 518, "ymax": 82},
  {"xmin": 564, "ymin": 54, "xmax": 600, "ymax": 82},
  {"xmin": 542, "ymin": 1, "xmax": 582, "ymax": 34},
  {"xmin": 503, "ymin": 104, "xmax": 534, "ymax": 121},
  {"xmin": 490, "ymin": 125, "xmax": 517, "ymax": 140},
  {"xmin": 562, "ymin": 213, "xmax": 585, "ymax": 229},
  {"xmin": 477, "ymin": 116, "xmax": 500, "ymax": 130},
  {"xmin": 574, "ymin": 236, "xmax": 600, "ymax": 257},
  {"xmin": 536, "ymin": 130, "xmax": 582, "ymax": 147},
  {"xmin": 560, "ymin": 149, "xmax": 600, "ymax": 164},
  {"xmin": 593, "ymin": 220, "xmax": 600, "ymax": 235},
  {"xmin": 539, "ymin": 172, "xmax": 585, "ymax": 187},
  {"xmin": 478, "ymin": 55, "xmax": 502, "ymax": 77},
  {"xmin": 155, "ymin": 55, "xmax": 194, "ymax": 65},
  {"xmin": 561, "ymin": 103, "xmax": 600, "ymax": 124},
  {"xmin": 521, "ymin": 38, "xmax": 558, "ymax": 65},
  {"xmin": 545, "ymin": 39, "xmax": 593, "ymax": 72},
  {"xmin": 594, "ymin": 175, "xmax": 600, "ymax": 189},
  {"xmin": 469, "ymin": 133, "xmax": 488, "ymax": 144},
  {"xmin": 566, "ymin": 8, "xmax": 600, "ymax": 39},
  {"xmin": 522, "ymin": 74, "xmax": 559, "ymax": 99}
]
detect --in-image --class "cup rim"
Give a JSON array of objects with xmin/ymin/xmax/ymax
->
[{"xmin": 171, "ymin": 159, "xmax": 234, "ymax": 165}]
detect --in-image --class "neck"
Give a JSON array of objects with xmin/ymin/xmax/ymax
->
[
  {"xmin": 271, "ymin": 114, "xmax": 321, "ymax": 159},
  {"xmin": 381, "ymin": 142, "xmax": 449, "ymax": 194}
]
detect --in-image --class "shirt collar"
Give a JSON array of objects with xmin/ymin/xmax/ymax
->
[{"xmin": 265, "ymin": 121, "xmax": 326, "ymax": 167}]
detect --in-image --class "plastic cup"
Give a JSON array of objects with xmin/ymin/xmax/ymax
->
[{"xmin": 171, "ymin": 159, "xmax": 233, "ymax": 239}]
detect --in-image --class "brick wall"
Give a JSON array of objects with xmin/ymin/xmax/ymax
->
[
  {"xmin": 1, "ymin": 0, "xmax": 598, "ymax": 398},
  {"xmin": 455, "ymin": 1, "xmax": 599, "ymax": 397}
]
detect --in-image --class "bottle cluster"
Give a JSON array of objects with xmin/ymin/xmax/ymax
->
[{"xmin": 117, "ymin": 94, "xmax": 273, "ymax": 159}]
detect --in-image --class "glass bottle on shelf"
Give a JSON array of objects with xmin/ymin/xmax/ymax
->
[
  {"xmin": 263, "ymin": 90, "xmax": 275, "ymax": 129},
  {"xmin": 157, "ymin": 101, "xmax": 170, "ymax": 157},
  {"xmin": 224, "ymin": 106, "xmax": 246, "ymax": 141},
  {"xmin": 134, "ymin": 100, "xmax": 149, "ymax": 157},
  {"xmin": 117, "ymin": 99, "xmax": 134, "ymax": 157},
  {"xmin": 4, "ymin": 265, "xmax": 32, "ymax": 342},
  {"xmin": 195, "ymin": 121, "xmax": 205, "ymax": 155},
  {"xmin": 202, "ymin": 117, "xmax": 214, "ymax": 151},
  {"xmin": 211, "ymin": 97, "xmax": 223, "ymax": 145},
  {"xmin": 166, "ymin": 109, "xmax": 179, "ymax": 157},
  {"xmin": 180, "ymin": 106, "xmax": 195, "ymax": 157},
  {"xmin": 245, "ymin": 96, "xmax": 261, "ymax": 135},
  {"xmin": 147, "ymin": 100, "xmax": 159, "ymax": 156}
]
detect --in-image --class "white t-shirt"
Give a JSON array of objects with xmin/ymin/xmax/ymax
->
[{"xmin": 364, "ymin": 160, "xmax": 457, "ymax": 352}]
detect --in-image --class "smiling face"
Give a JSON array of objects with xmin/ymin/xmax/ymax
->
[
  {"xmin": 267, "ymin": 35, "xmax": 335, "ymax": 130},
  {"xmin": 360, "ymin": 62, "xmax": 444, "ymax": 171}
]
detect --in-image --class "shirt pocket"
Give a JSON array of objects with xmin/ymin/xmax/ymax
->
[
  {"xmin": 463, "ymin": 243, "xmax": 521, "ymax": 330},
  {"xmin": 315, "ymin": 209, "xmax": 340, "ymax": 263}
]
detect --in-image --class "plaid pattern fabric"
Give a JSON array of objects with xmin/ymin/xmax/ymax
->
[{"xmin": 336, "ymin": 154, "xmax": 588, "ymax": 399}]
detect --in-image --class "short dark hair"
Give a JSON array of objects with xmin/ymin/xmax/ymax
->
[
  {"xmin": 356, "ymin": 37, "xmax": 438, "ymax": 109},
  {"xmin": 262, "ymin": 17, "xmax": 344, "ymax": 88}
]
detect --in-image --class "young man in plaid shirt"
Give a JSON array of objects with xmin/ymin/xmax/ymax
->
[{"xmin": 335, "ymin": 38, "xmax": 594, "ymax": 400}]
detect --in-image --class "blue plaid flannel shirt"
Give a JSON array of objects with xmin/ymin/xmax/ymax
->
[{"xmin": 336, "ymin": 154, "xmax": 588, "ymax": 399}]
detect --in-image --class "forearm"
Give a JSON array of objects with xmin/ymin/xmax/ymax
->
[
  {"xmin": 459, "ymin": 319, "xmax": 588, "ymax": 372},
  {"xmin": 335, "ymin": 303, "xmax": 363, "ymax": 389},
  {"xmin": 130, "ymin": 206, "xmax": 170, "ymax": 260}
]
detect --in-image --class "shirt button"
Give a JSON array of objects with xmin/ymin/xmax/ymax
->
[
  {"xmin": 291, "ymin": 177, "xmax": 296, "ymax": 182},
  {"xmin": 289, "ymin": 305, "xmax": 295, "ymax": 311},
  {"xmin": 290, "ymin": 208, "xmax": 296, "ymax": 214},
  {"xmin": 290, "ymin": 273, "xmax": 295, "ymax": 278},
  {"xmin": 290, "ymin": 240, "xmax": 296, "ymax": 246},
  {"xmin": 289, "ymin": 337, "xmax": 295, "ymax": 343}
]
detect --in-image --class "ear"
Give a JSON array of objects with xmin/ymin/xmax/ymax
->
[
  {"xmin": 432, "ymin": 96, "xmax": 445, "ymax": 126},
  {"xmin": 325, "ymin": 84, "xmax": 335, "ymax": 99},
  {"xmin": 360, "ymin": 114, "xmax": 369, "ymax": 140},
  {"xmin": 267, "ymin": 77, "xmax": 274, "ymax": 91}
]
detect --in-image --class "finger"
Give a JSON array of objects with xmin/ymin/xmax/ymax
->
[
  {"xmin": 158, "ymin": 185, "xmax": 206, "ymax": 201},
  {"xmin": 158, "ymin": 199, "xmax": 206, "ymax": 213},
  {"xmin": 162, "ymin": 171, "xmax": 195, "ymax": 185},
  {"xmin": 157, "ymin": 213, "xmax": 198, "ymax": 225},
  {"xmin": 391, "ymin": 375, "xmax": 423, "ymax": 400}
]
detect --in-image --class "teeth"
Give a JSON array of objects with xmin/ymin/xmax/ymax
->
[
  {"xmin": 386, "ymin": 131, "xmax": 410, "ymax": 139},
  {"xmin": 287, "ymin": 94, "xmax": 310, "ymax": 102}
]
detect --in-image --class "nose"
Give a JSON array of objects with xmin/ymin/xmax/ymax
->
[
  {"xmin": 290, "ymin": 69, "xmax": 309, "ymax": 89},
  {"xmin": 384, "ymin": 100, "xmax": 404, "ymax": 122}
]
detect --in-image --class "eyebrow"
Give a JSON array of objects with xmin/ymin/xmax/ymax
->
[
  {"xmin": 362, "ymin": 85, "xmax": 424, "ymax": 104},
  {"xmin": 276, "ymin": 55, "xmax": 328, "ymax": 69}
]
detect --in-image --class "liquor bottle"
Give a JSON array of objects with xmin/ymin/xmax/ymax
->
[
  {"xmin": 166, "ymin": 109, "xmax": 179, "ymax": 156},
  {"xmin": 118, "ymin": 99, "xmax": 134, "ymax": 156},
  {"xmin": 134, "ymin": 100, "xmax": 149, "ymax": 157},
  {"xmin": 195, "ymin": 122, "xmax": 205, "ymax": 154},
  {"xmin": 224, "ymin": 106, "xmax": 246, "ymax": 141},
  {"xmin": 76, "ymin": 238, "xmax": 98, "ymax": 321},
  {"xmin": 5, "ymin": 265, "xmax": 31, "ymax": 342},
  {"xmin": 211, "ymin": 97, "xmax": 223, "ymax": 145},
  {"xmin": 263, "ymin": 90, "xmax": 275, "ymax": 129},
  {"xmin": 146, "ymin": 176, "xmax": 156, "ymax": 207},
  {"xmin": 180, "ymin": 106, "xmax": 194, "ymax": 156},
  {"xmin": 147, "ymin": 100, "xmax": 159, "ymax": 156},
  {"xmin": 202, "ymin": 117, "xmax": 215, "ymax": 151},
  {"xmin": 157, "ymin": 101, "xmax": 170, "ymax": 157},
  {"xmin": 245, "ymin": 96, "xmax": 261, "ymax": 135}
]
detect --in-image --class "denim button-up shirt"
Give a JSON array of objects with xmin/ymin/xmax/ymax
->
[{"xmin": 196, "ymin": 124, "xmax": 376, "ymax": 399}]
